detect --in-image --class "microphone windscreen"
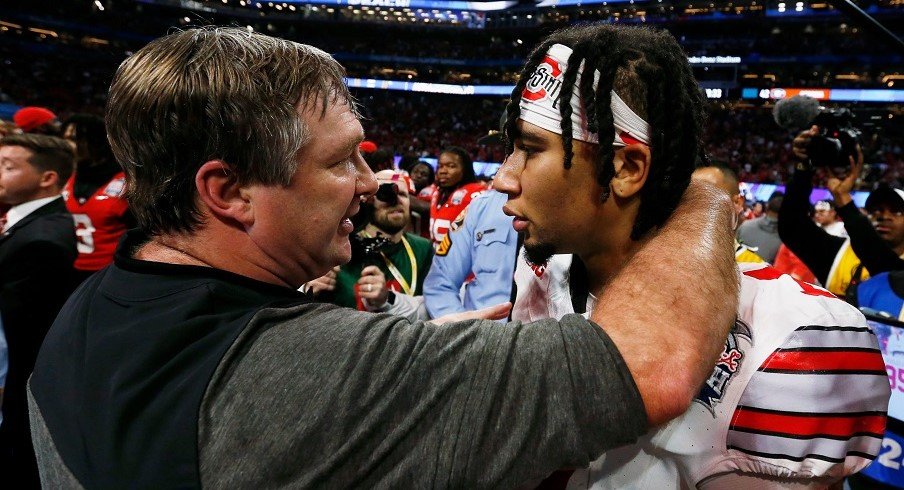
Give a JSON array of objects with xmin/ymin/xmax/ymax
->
[{"xmin": 773, "ymin": 95, "xmax": 821, "ymax": 131}]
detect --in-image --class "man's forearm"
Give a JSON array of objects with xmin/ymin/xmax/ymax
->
[
  {"xmin": 590, "ymin": 180, "xmax": 738, "ymax": 426},
  {"xmin": 778, "ymin": 169, "xmax": 844, "ymax": 283}
]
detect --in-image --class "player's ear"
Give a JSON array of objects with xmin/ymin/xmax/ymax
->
[{"xmin": 610, "ymin": 144, "xmax": 650, "ymax": 199}]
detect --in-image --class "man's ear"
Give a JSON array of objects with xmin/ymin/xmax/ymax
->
[
  {"xmin": 195, "ymin": 160, "xmax": 252, "ymax": 226},
  {"xmin": 610, "ymin": 143, "xmax": 651, "ymax": 199},
  {"xmin": 38, "ymin": 170, "xmax": 60, "ymax": 190},
  {"xmin": 733, "ymin": 193, "xmax": 746, "ymax": 216}
]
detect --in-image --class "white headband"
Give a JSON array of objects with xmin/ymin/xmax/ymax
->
[{"xmin": 518, "ymin": 43, "xmax": 651, "ymax": 147}]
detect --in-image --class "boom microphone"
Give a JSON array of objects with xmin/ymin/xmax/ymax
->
[{"xmin": 773, "ymin": 95, "xmax": 821, "ymax": 132}]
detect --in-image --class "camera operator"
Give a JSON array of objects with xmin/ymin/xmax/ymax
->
[
  {"xmin": 307, "ymin": 170, "xmax": 434, "ymax": 321},
  {"xmin": 778, "ymin": 124, "xmax": 904, "ymax": 298}
]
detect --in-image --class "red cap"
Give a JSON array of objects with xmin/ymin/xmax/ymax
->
[
  {"xmin": 359, "ymin": 140, "xmax": 378, "ymax": 154},
  {"xmin": 13, "ymin": 107, "xmax": 57, "ymax": 132}
]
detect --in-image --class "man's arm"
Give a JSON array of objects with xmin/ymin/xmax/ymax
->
[
  {"xmin": 201, "ymin": 305, "xmax": 647, "ymax": 488},
  {"xmin": 829, "ymin": 153, "xmax": 904, "ymax": 274},
  {"xmin": 777, "ymin": 127, "xmax": 847, "ymax": 284},
  {"xmin": 590, "ymin": 180, "xmax": 739, "ymax": 425},
  {"xmin": 423, "ymin": 201, "xmax": 483, "ymax": 317}
]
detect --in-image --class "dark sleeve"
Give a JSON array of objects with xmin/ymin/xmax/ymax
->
[
  {"xmin": 199, "ymin": 305, "xmax": 648, "ymax": 489},
  {"xmin": 0, "ymin": 239, "xmax": 76, "ymax": 324},
  {"xmin": 777, "ymin": 169, "xmax": 845, "ymax": 284},
  {"xmin": 836, "ymin": 201, "xmax": 904, "ymax": 275}
]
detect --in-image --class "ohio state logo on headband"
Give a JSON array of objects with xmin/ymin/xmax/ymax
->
[{"xmin": 522, "ymin": 55, "xmax": 563, "ymax": 105}]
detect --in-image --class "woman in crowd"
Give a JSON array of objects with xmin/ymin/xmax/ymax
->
[{"xmin": 428, "ymin": 146, "xmax": 485, "ymax": 249}]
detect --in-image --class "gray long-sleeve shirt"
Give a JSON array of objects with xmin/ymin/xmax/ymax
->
[{"xmin": 29, "ymin": 242, "xmax": 647, "ymax": 488}]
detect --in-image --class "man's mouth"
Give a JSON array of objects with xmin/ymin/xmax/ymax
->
[{"xmin": 502, "ymin": 205, "xmax": 529, "ymax": 232}]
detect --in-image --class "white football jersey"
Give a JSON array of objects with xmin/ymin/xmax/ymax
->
[{"xmin": 512, "ymin": 253, "xmax": 890, "ymax": 488}]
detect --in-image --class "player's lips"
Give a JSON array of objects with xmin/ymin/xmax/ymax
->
[{"xmin": 502, "ymin": 205, "xmax": 529, "ymax": 232}]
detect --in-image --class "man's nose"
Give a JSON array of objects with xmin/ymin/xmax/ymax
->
[{"xmin": 493, "ymin": 154, "xmax": 522, "ymax": 197}]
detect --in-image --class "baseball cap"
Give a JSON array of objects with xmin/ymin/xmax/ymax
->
[
  {"xmin": 359, "ymin": 140, "xmax": 378, "ymax": 154},
  {"xmin": 814, "ymin": 200, "xmax": 834, "ymax": 212},
  {"xmin": 866, "ymin": 185, "xmax": 904, "ymax": 213},
  {"xmin": 375, "ymin": 169, "xmax": 415, "ymax": 194},
  {"xmin": 13, "ymin": 107, "xmax": 57, "ymax": 133},
  {"xmin": 477, "ymin": 112, "xmax": 508, "ymax": 146}
]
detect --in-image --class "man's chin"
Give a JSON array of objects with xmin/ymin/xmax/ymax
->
[{"xmin": 524, "ymin": 241, "xmax": 556, "ymax": 267}]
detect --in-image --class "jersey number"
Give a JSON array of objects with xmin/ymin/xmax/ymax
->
[
  {"xmin": 72, "ymin": 214, "xmax": 95, "ymax": 254},
  {"xmin": 430, "ymin": 218, "xmax": 451, "ymax": 243},
  {"xmin": 877, "ymin": 438, "xmax": 903, "ymax": 470}
]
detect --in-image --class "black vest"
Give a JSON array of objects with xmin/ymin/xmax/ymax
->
[{"xmin": 31, "ymin": 232, "xmax": 309, "ymax": 488}]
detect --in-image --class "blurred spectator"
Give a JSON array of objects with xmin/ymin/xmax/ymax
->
[
  {"xmin": 0, "ymin": 133, "xmax": 77, "ymax": 488},
  {"xmin": 308, "ymin": 170, "xmax": 433, "ymax": 321},
  {"xmin": 410, "ymin": 161, "xmax": 435, "ymax": 198},
  {"xmin": 363, "ymin": 147, "xmax": 393, "ymax": 173},
  {"xmin": 408, "ymin": 160, "xmax": 435, "ymax": 239},
  {"xmin": 0, "ymin": 318, "xmax": 6, "ymax": 427},
  {"xmin": 737, "ymin": 192, "xmax": 784, "ymax": 263},
  {"xmin": 12, "ymin": 107, "xmax": 61, "ymax": 136},
  {"xmin": 773, "ymin": 244, "xmax": 818, "ymax": 284},
  {"xmin": 424, "ymin": 190, "xmax": 516, "ymax": 319},
  {"xmin": 780, "ymin": 129, "xmax": 904, "ymax": 299},
  {"xmin": 62, "ymin": 114, "xmax": 132, "ymax": 283},
  {"xmin": 692, "ymin": 165, "xmax": 746, "ymax": 228},
  {"xmin": 692, "ymin": 165, "xmax": 766, "ymax": 264},
  {"xmin": 750, "ymin": 201, "xmax": 765, "ymax": 218},
  {"xmin": 852, "ymin": 269, "xmax": 904, "ymax": 319},
  {"xmin": 813, "ymin": 199, "xmax": 847, "ymax": 238},
  {"xmin": 429, "ymin": 146, "xmax": 485, "ymax": 248}
]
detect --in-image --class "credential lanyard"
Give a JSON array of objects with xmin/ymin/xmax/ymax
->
[{"xmin": 381, "ymin": 236, "xmax": 417, "ymax": 296}]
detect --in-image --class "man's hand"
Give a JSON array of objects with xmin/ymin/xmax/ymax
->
[
  {"xmin": 430, "ymin": 302, "xmax": 512, "ymax": 325},
  {"xmin": 307, "ymin": 266, "xmax": 339, "ymax": 296},
  {"xmin": 358, "ymin": 265, "xmax": 390, "ymax": 308},
  {"xmin": 792, "ymin": 125, "xmax": 819, "ymax": 161},
  {"xmin": 826, "ymin": 146, "xmax": 864, "ymax": 208}
]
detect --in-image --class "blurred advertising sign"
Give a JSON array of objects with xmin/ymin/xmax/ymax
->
[
  {"xmin": 743, "ymin": 87, "xmax": 904, "ymax": 103},
  {"xmin": 283, "ymin": 0, "xmax": 516, "ymax": 10},
  {"xmin": 757, "ymin": 87, "xmax": 832, "ymax": 101}
]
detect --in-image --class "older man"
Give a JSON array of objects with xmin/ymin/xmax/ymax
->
[{"xmin": 29, "ymin": 28, "xmax": 738, "ymax": 488}]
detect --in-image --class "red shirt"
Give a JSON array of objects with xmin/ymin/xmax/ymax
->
[
  {"xmin": 64, "ymin": 172, "xmax": 129, "ymax": 271},
  {"xmin": 429, "ymin": 182, "xmax": 486, "ymax": 247}
]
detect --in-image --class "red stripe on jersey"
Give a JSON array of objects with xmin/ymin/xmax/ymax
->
[
  {"xmin": 731, "ymin": 408, "xmax": 887, "ymax": 439},
  {"xmin": 761, "ymin": 350, "xmax": 886, "ymax": 373}
]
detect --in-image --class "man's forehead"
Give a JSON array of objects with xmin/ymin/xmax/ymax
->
[{"xmin": 517, "ymin": 119, "xmax": 560, "ymax": 143}]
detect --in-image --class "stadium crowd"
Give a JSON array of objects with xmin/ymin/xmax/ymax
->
[{"xmin": 0, "ymin": 1, "xmax": 902, "ymax": 488}]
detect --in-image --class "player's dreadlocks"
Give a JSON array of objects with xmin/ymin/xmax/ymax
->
[{"xmin": 504, "ymin": 24, "xmax": 705, "ymax": 240}]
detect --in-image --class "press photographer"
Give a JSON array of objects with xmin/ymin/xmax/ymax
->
[
  {"xmin": 307, "ymin": 170, "xmax": 434, "ymax": 320},
  {"xmin": 776, "ymin": 95, "xmax": 904, "ymax": 299}
]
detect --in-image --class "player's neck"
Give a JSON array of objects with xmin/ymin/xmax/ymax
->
[
  {"xmin": 579, "ymin": 227, "xmax": 644, "ymax": 294},
  {"xmin": 365, "ymin": 223, "xmax": 403, "ymax": 244}
]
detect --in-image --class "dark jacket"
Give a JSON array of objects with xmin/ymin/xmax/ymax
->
[{"xmin": 0, "ymin": 197, "xmax": 76, "ymax": 487}]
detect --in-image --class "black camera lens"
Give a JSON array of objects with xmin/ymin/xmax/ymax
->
[{"xmin": 375, "ymin": 183, "xmax": 399, "ymax": 206}]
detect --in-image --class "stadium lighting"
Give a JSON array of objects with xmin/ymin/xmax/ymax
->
[{"xmin": 94, "ymin": 0, "xmax": 105, "ymax": 11}]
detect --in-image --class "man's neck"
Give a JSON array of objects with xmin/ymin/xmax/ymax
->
[
  {"xmin": 132, "ymin": 226, "xmax": 308, "ymax": 289},
  {"xmin": 894, "ymin": 242, "xmax": 904, "ymax": 258},
  {"xmin": 575, "ymin": 213, "xmax": 644, "ymax": 293},
  {"xmin": 364, "ymin": 223, "xmax": 403, "ymax": 243}
]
